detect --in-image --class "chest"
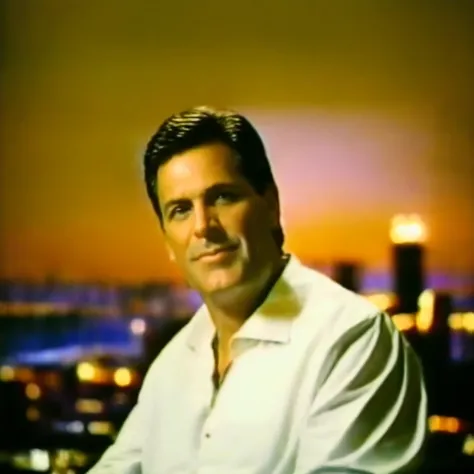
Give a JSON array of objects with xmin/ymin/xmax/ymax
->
[{"xmin": 143, "ymin": 342, "xmax": 319, "ymax": 474}]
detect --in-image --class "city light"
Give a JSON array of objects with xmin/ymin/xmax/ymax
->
[
  {"xmin": 448, "ymin": 312, "xmax": 474, "ymax": 333},
  {"xmin": 461, "ymin": 312, "xmax": 474, "ymax": 333},
  {"xmin": 51, "ymin": 449, "xmax": 72, "ymax": 471},
  {"xmin": 367, "ymin": 290, "xmax": 474, "ymax": 335},
  {"xmin": 114, "ymin": 367, "xmax": 132, "ymax": 387},
  {"xmin": 429, "ymin": 415, "xmax": 463, "ymax": 434},
  {"xmin": 0, "ymin": 366, "xmax": 34, "ymax": 383},
  {"xmin": 390, "ymin": 214, "xmax": 427, "ymax": 244},
  {"xmin": 416, "ymin": 289, "xmax": 435, "ymax": 333},
  {"xmin": 75, "ymin": 399, "xmax": 104, "ymax": 414},
  {"xmin": 0, "ymin": 366, "xmax": 14, "ymax": 382},
  {"xmin": 25, "ymin": 383, "xmax": 41, "ymax": 401},
  {"xmin": 449, "ymin": 313, "xmax": 464, "ymax": 331},
  {"xmin": 365, "ymin": 293, "xmax": 397, "ymax": 311},
  {"xmin": 463, "ymin": 434, "xmax": 474, "ymax": 456},
  {"xmin": 130, "ymin": 318, "xmax": 146, "ymax": 335},
  {"xmin": 52, "ymin": 420, "xmax": 85, "ymax": 435},
  {"xmin": 11, "ymin": 450, "xmax": 49, "ymax": 472},
  {"xmin": 76, "ymin": 362, "xmax": 97, "ymax": 382},
  {"xmin": 29, "ymin": 449, "xmax": 50, "ymax": 472},
  {"xmin": 390, "ymin": 309, "xmax": 474, "ymax": 334},
  {"xmin": 392, "ymin": 314, "xmax": 416, "ymax": 331},
  {"xmin": 88, "ymin": 421, "xmax": 114, "ymax": 436},
  {"xmin": 26, "ymin": 407, "xmax": 40, "ymax": 422}
]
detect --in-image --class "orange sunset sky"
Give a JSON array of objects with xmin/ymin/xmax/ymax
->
[{"xmin": 1, "ymin": 1, "xmax": 473, "ymax": 283}]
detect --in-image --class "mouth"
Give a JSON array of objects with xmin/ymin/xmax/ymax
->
[{"xmin": 195, "ymin": 245, "xmax": 238, "ymax": 262}]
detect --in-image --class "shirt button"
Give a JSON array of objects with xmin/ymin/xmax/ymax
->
[{"xmin": 205, "ymin": 433, "xmax": 211, "ymax": 438}]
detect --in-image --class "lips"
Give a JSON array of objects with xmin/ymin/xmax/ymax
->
[{"xmin": 196, "ymin": 245, "xmax": 237, "ymax": 261}]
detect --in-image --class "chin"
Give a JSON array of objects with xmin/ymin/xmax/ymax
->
[{"xmin": 200, "ymin": 268, "xmax": 245, "ymax": 296}]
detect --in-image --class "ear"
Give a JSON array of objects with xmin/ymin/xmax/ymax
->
[{"xmin": 165, "ymin": 241, "xmax": 176, "ymax": 262}]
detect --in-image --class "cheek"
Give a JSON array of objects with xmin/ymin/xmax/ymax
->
[
  {"xmin": 164, "ymin": 227, "xmax": 191, "ymax": 260},
  {"xmin": 228, "ymin": 203, "xmax": 272, "ymax": 242}
]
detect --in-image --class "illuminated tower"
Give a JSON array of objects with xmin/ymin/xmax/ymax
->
[
  {"xmin": 390, "ymin": 214, "xmax": 427, "ymax": 313},
  {"xmin": 415, "ymin": 289, "xmax": 452, "ymax": 365},
  {"xmin": 333, "ymin": 261, "xmax": 361, "ymax": 293}
]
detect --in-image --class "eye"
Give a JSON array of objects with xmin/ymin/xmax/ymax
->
[
  {"xmin": 169, "ymin": 204, "xmax": 191, "ymax": 220},
  {"xmin": 215, "ymin": 191, "xmax": 238, "ymax": 204}
]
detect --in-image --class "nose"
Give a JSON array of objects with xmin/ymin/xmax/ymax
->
[{"xmin": 193, "ymin": 203, "xmax": 219, "ymax": 239}]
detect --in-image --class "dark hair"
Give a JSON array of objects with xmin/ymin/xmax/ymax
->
[{"xmin": 143, "ymin": 106, "xmax": 284, "ymax": 249}]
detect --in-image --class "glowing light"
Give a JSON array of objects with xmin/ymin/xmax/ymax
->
[
  {"xmin": 114, "ymin": 367, "xmax": 132, "ymax": 387},
  {"xmin": 365, "ymin": 293, "xmax": 396, "ymax": 311},
  {"xmin": 462, "ymin": 312, "xmax": 474, "ymax": 333},
  {"xmin": 390, "ymin": 214, "xmax": 427, "ymax": 244},
  {"xmin": 66, "ymin": 421, "xmax": 84, "ymax": 434},
  {"xmin": 0, "ymin": 301, "xmax": 121, "ymax": 317},
  {"xmin": 88, "ymin": 421, "xmax": 114, "ymax": 436},
  {"xmin": 392, "ymin": 314, "xmax": 415, "ymax": 331},
  {"xmin": 429, "ymin": 415, "xmax": 462, "ymax": 433},
  {"xmin": 52, "ymin": 449, "xmax": 71, "ymax": 469},
  {"xmin": 448, "ymin": 313, "xmax": 464, "ymax": 331},
  {"xmin": 445, "ymin": 417, "xmax": 461, "ymax": 433},
  {"xmin": 416, "ymin": 289, "xmax": 435, "ymax": 333},
  {"xmin": 30, "ymin": 449, "xmax": 50, "ymax": 472},
  {"xmin": 75, "ymin": 398, "xmax": 104, "ymax": 414},
  {"xmin": 0, "ymin": 366, "xmax": 15, "ymax": 382},
  {"xmin": 43, "ymin": 372, "xmax": 60, "ymax": 390},
  {"xmin": 463, "ymin": 434, "xmax": 474, "ymax": 456},
  {"xmin": 448, "ymin": 312, "xmax": 474, "ymax": 333},
  {"xmin": 76, "ymin": 362, "xmax": 97, "ymax": 382},
  {"xmin": 25, "ymin": 383, "xmax": 41, "ymax": 400},
  {"xmin": 130, "ymin": 318, "xmax": 146, "ymax": 335},
  {"xmin": 26, "ymin": 407, "xmax": 41, "ymax": 422},
  {"xmin": 16, "ymin": 368, "xmax": 34, "ymax": 383}
]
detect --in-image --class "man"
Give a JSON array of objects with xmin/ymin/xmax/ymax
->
[{"xmin": 88, "ymin": 106, "xmax": 427, "ymax": 474}]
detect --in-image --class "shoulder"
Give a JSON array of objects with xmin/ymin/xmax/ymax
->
[
  {"xmin": 140, "ymin": 315, "xmax": 198, "ymax": 386},
  {"xmin": 291, "ymin": 262, "xmax": 388, "ymax": 341},
  {"xmin": 292, "ymin": 265, "xmax": 418, "ymax": 382}
]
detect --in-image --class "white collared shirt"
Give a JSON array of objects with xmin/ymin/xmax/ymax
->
[{"xmin": 88, "ymin": 256, "xmax": 427, "ymax": 474}]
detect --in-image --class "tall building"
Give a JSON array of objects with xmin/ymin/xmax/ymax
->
[
  {"xmin": 414, "ymin": 290, "xmax": 453, "ymax": 366},
  {"xmin": 333, "ymin": 261, "xmax": 362, "ymax": 293},
  {"xmin": 390, "ymin": 214, "xmax": 427, "ymax": 314}
]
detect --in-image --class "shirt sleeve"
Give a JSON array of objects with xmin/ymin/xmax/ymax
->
[
  {"xmin": 295, "ymin": 312, "xmax": 428, "ymax": 474},
  {"xmin": 87, "ymin": 405, "xmax": 144, "ymax": 474},
  {"xmin": 86, "ymin": 364, "xmax": 158, "ymax": 474}
]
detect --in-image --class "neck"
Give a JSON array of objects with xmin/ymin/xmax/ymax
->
[{"xmin": 204, "ymin": 254, "xmax": 289, "ymax": 345}]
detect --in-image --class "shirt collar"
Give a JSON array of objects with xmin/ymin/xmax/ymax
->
[{"xmin": 186, "ymin": 255, "xmax": 308, "ymax": 351}]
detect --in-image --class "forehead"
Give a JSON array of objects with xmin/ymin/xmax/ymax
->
[{"xmin": 157, "ymin": 143, "xmax": 246, "ymax": 202}]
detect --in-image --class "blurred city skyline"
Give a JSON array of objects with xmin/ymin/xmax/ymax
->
[{"xmin": 1, "ymin": 1, "xmax": 473, "ymax": 283}]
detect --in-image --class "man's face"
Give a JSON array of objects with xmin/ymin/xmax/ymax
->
[{"xmin": 157, "ymin": 142, "xmax": 280, "ymax": 297}]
